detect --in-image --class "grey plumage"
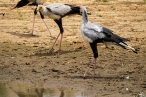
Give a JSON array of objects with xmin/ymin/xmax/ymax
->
[
  {"xmin": 81, "ymin": 6, "xmax": 136, "ymax": 51},
  {"xmin": 37, "ymin": 3, "xmax": 80, "ymax": 20},
  {"xmin": 81, "ymin": 6, "xmax": 138, "ymax": 78},
  {"xmin": 46, "ymin": 4, "xmax": 72, "ymax": 16}
]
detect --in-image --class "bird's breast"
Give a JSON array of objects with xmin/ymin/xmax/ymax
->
[
  {"xmin": 48, "ymin": 13, "xmax": 61, "ymax": 20},
  {"xmin": 41, "ymin": 10, "xmax": 61, "ymax": 20},
  {"xmin": 81, "ymin": 33, "xmax": 93, "ymax": 43},
  {"xmin": 81, "ymin": 26, "xmax": 93, "ymax": 43}
]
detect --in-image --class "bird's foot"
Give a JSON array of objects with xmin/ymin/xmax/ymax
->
[
  {"xmin": 30, "ymin": 32, "xmax": 36, "ymax": 36},
  {"xmin": 83, "ymin": 74, "xmax": 86, "ymax": 79},
  {"xmin": 31, "ymin": 34, "xmax": 36, "ymax": 37},
  {"xmin": 49, "ymin": 48, "xmax": 54, "ymax": 53},
  {"xmin": 56, "ymin": 49, "xmax": 61, "ymax": 58},
  {"xmin": 93, "ymin": 73, "xmax": 96, "ymax": 80}
]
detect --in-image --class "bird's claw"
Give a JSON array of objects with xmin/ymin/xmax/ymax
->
[
  {"xmin": 31, "ymin": 31, "xmax": 35, "ymax": 36},
  {"xmin": 32, "ymin": 35, "xmax": 36, "ymax": 36},
  {"xmin": 56, "ymin": 49, "xmax": 61, "ymax": 58},
  {"xmin": 31, "ymin": 34, "xmax": 36, "ymax": 36},
  {"xmin": 49, "ymin": 48, "xmax": 54, "ymax": 53},
  {"xmin": 83, "ymin": 74, "xmax": 86, "ymax": 79}
]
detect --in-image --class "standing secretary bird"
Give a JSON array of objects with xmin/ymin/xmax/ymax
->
[
  {"xmin": 13, "ymin": 0, "xmax": 53, "ymax": 37},
  {"xmin": 81, "ymin": 6, "xmax": 138, "ymax": 78},
  {"xmin": 36, "ymin": 3, "xmax": 87, "ymax": 56}
]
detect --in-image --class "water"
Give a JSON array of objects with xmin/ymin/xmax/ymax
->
[{"xmin": 0, "ymin": 82, "xmax": 89, "ymax": 97}]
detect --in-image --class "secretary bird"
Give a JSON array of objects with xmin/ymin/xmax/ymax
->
[
  {"xmin": 37, "ymin": 3, "xmax": 91, "ymax": 56},
  {"xmin": 80, "ymin": 6, "xmax": 138, "ymax": 78}
]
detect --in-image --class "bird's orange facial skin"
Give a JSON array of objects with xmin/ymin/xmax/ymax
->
[{"xmin": 38, "ymin": 6, "xmax": 42, "ymax": 11}]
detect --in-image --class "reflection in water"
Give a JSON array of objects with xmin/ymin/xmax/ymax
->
[{"xmin": 0, "ymin": 82, "xmax": 88, "ymax": 97}]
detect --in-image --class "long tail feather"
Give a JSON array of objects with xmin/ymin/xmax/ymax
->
[
  {"xmin": 102, "ymin": 30, "xmax": 137, "ymax": 53},
  {"xmin": 119, "ymin": 42, "xmax": 138, "ymax": 53}
]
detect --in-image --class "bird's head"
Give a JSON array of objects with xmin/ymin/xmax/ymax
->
[
  {"xmin": 37, "ymin": 5, "xmax": 43, "ymax": 11},
  {"xmin": 80, "ymin": 6, "xmax": 91, "ymax": 15},
  {"xmin": 82, "ymin": 6, "xmax": 87, "ymax": 14},
  {"xmin": 80, "ymin": 6, "xmax": 88, "ymax": 17}
]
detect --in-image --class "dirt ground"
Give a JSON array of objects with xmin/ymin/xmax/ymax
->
[{"xmin": 0, "ymin": 0, "xmax": 146, "ymax": 97}]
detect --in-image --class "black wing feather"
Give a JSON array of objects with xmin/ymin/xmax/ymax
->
[
  {"xmin": 103, "ymin": 27, "xmax": 129, "ymax": 42},
  {"xmin": 101, "ymin": 27, "xmax": 129, "ymax": 49},
  {"xmin": 102, "ymin": 27, "xmax": 113, "ymax": 37},
  {"xmin": 14, "ymin": 0, "xmax": 30, "ymax": 8},
  {"xmin": 64, "ymin": 4, "xmax": 80, "ymax": 15}
]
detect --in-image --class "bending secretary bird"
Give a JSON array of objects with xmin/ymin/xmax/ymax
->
[
  {"xmin": 80, "ymin": 6, "xmax": 138, "ymax": 78},
  {"xmin": 36, "ymin": 3, "xmax": 90, "ymax": 56}
]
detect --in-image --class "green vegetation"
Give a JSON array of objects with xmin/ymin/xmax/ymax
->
[
  {"xmin": 10, "ymin": 0, "xmax": 15, "ymax": 2},
  {"xmin": 103, "ymin": 0, "xmax": 108, "ymax": 2},
  {"xmin": 144, "ymin": 0, "xmax": 146, "ymax": 2},
  {"xmin": 93, "ymin": 0, "xmax": 108, "ymax": 4},
  {"xmin": 96, "ymin": 14, "xmax": 102, "ymax": 17},
  {"xmin": 110, "ymin": 5, "xmax": 115, "ymax": 10},
  {"xmin": 94, "ymin": 0, "xmax": 108, "ymax": 2},
  {"xmin": 17, "ymin": 11, "xmax": 23, "ymax": 20}
]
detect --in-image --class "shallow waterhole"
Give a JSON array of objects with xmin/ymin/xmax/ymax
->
[{"xmin": 0, "ymin": 81, "xmax": 89, "ymax": 97}]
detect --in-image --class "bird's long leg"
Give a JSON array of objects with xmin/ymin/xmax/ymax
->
[
  {"xmin": 84, "ymin": 58, "xmax": 96, "ymax": 78},
  {"xmin": 53, "ymin": 19, "xmax": 64, "ymax": 57},
  {"xmin": 39, "ymin": 12, "xmax": 54, "ymax": 38},
  {"xmin": 84, "ymin": 42, "xmax": 98, "ymax": 78},
  {"xmin": 93, "ymin": 59, "xmax": 97, "ymax": 78},
  {"xmin": 83, "ymin": 62, "xmax": 92, "ymax": 78},
  {"xmin": 31, "ymin": 8, "xmax": 37, "ymax": 35},
  {"xmin": 41, "ymin": 19, "xmax": 54, "ymax": 38},
  {"xmin": 49, "ymin": 33, "xmax": 61, "ymax": 52},
  {"xmin": 57, "ymin": 33, "xmax": 63, "ymax": 57},
  {"xmin": 32, "ymin": 14, "xmax": 36, "ymax": 35}
]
